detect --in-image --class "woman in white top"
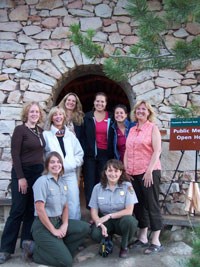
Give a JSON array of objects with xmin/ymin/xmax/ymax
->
[{"xmin": 43, "ymin": 106, "xmax": 84, "ymax": 220}]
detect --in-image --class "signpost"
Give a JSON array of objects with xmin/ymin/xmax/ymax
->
[
  {"xmin": 162, "ymin": 117, "xmax": 200, "ymax": 214},
  {"xmin": 170, "ymin": 117, "xmax": 200, "ymax": 151}
]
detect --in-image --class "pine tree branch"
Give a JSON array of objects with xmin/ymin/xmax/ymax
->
[{"xmin": 69, "ymin": 0, "xmax": 200, "ymax": 81}]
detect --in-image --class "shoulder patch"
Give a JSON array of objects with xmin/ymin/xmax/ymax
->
[{"xmin": 128, "ymin": 186, "xmax": 134, "ymax": 194}]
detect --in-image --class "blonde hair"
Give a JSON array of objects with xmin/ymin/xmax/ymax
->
[
  {"xmin": 21, "ymin": 101, "xmax": 44, "ymax": 124},
  {"xmin": 47, "ymin": 106, "xmax": 67, "ymax": 130},
  {"xmin": 130, "ymin": 100, "xmax": 156, "ymax": 122},
  {"xmin": 59, "ymin": 93, "xmax": 84, "ymax": 126}
]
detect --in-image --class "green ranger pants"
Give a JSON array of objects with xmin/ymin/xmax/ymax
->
[
  {"xmin": 32, "ymin": 217, "xmax": 90, "ymax": 267},
  {"xmin": 91, "ymin": 215, "xmax": 138, "ymax": 249}
]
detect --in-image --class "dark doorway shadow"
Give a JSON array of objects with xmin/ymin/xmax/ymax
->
[{"xmin": 56, "ymin": 74, "xmax": 130, "ymax": 113}]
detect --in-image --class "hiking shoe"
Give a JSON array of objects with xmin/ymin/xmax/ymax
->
[
  {"xmin": 0, "ymin": 252, "xmax": 11, "ymax": 264},
  {"xmin": 22, "ymin": 240, "xmax": 35, "ymax": 261},
  {"xmin": 119, "ymin": 247, "xmax": 129, "ymax": 258}
]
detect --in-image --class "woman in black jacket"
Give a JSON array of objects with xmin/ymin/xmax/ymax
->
[{"xmin": 82, "ymin": 92, "xmax": 114, "ymax": 209}]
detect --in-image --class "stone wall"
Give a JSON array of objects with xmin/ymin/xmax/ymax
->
[{"xmin": 0, "ymin": 0, "xmax": 200, "ymax": 215}]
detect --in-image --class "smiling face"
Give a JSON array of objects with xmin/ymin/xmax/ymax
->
[
  {"xmin": 65, "ymin": 94, "xmax": 77, "ymax": 111},
  {"xmin": 52, "ymin": 110, "xmax": 65, "ymax": 129},
  {"xmin": 114, "ymin": 107, "xmax": 127, "ymax": 123},
  {"xmin": 94, "ymin": 95, "xmax": 107, "ymax": 112},
  {"xmin": 105, "ymin": 165, "xmax": 122, "ymax": 186},
  {"xmin": 135, "ymin": 102, "xmax": 150, "ymax": 122},
  {"xmin": 48, "ymin": 155, "xmax": 63, "ymax": 178},
  {"xmin": 27, "ymin": 104, "xmax": 40, "ymax": 126}
]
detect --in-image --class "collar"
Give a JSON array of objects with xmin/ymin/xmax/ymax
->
[
  {"xmin": 50, "ymin": 124, "xmax": 67, "ymax": 135},
  {"xmin": 105, "ymin": 183, "xmax": 123, "ymax": 191},
  {"xmin": 136, "ymin": 120, "xmax": 150, "ymax": 131}
]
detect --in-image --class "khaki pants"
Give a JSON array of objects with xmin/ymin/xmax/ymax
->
[{"xmin": 32, "ymin": 217, "xmax": 90, "ymax": 267}]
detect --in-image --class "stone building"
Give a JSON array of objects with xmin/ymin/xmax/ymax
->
[{"xmin": 0, "ymin": 0, "xmax": 200, "ymax": 216}]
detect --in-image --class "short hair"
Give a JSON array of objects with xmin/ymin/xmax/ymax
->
[
  {"xmin": 59, "ymin": 92, "xmax": 84, "ymax": 125},
  {"xmin": 21, "ymin": 102, "xmax": 44, "ymax": 123},
  {"xmin": 130, "ymin": 100, "xmax": 155, "ymax": 122},
  {"xmin": 47, "ymin": 106, "xmax": 66, "ymax": 129},
  {"xmin": 100, "ymin": 159, "xmax": 130, "ymax": 188},
  {"xmin": 44, "ymin": 151, "xmax": 64, "ymax": 176},
  {"xmin": 113, "ymin": 104, "xmax": 128, "ymax": 114}
]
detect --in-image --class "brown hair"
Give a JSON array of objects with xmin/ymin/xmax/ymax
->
[
  {"xmin": 21, "ymin": 102, "xmax": 44, "ymax": 124},
  {"xmin": 59, "ymin": 93, "xmax": 84, "ymax": 125},
  {"xmin": 130, "ymin": 100, "xmax": 155, "ymax": 122},
  {"xmin": 44, "ymin": 151, "xmax": 64, "ymax": 176},
  {"xmin": 101, "ymin": 159, "xmax": 130, "ymax": 188},
  {"xmin": 94, "ymin": 92, "xmax": 108, "ymax": 102},
  {"xmin": 114, "ymin": 104, "xmax": 128, "ymax": 114}
]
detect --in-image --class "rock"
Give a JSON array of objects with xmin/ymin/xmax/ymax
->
[
  {"xmin": 0, "ymin": 120, "xmax": 15, "ymax": 134},
  {"xmin": 109, "ymin": 32, "xmax": 122, "ymax": 43},
  {"xmin": 0, "ymin": 22, "xmax": 22, "ymax": 32},
  {"xmin": 173, "ymin": 28, "xmax": 189, "ymax": 38},
  {"xmin": 50, "ymin": 7, "xmax": 68, "ymax": 17},
  {"xmin": 171, "ymin": 86, "xmax": 192, "ymax": 94},
  {"xmin": 0, "ymin": 40, "xmax": 25, "ymax": 53},
  {"xmin": 38, "ymin": 61, "xmax": 62, "ymax": 80},
  {"xmin": 80, "ymin": 17, "xmax": 102, "ymax": 31},
  {"xmin": 23, "ymin": 91, "xmax": 51, "ymax": 102},
  {"xmin": 0, "ymin": 32, "xmax": 16, "ymax": 40},
  {"xmin": 60, "ymin": 51, "xmax": 75, "ymax": 68},
  {"xmin": 160, "ymin": 183, "xmax": 180, "ymax": 195},
  {"xmin": 51, "ymin": 27, "xmax": 69, "ymax": 39},
  {"xmin": 168, "ymin": 241, "xmax": 192, "ymax": 255},
  {"xmin": 9, "ymin": 5, "xmax": 29, "ymax": 21},
  {"xmin": 0, "ymin": 10, "xmax": 8, "ymax": 22},
  {"xmin": 155, "ymin": 77, "xmax": 179, "ymax": 88},
  {"xmin": 7, "ymin": 91, "xmax": 21, "ymax": 104},
  {"xmin": 186, "ymin": 22, "xmax": 200, "ymax": 35},
  {"xmin": 0, "ymin": 80, "xmax": 18, "ymax": 92},
  {"xmin": 42, "ymin": 18, "xmax": 59, "ymax": 28},
  {"xmin": 95, "ymin": 4, "xmax": 112, "ymax": 18},
  {"xmin": 36, "ymin": 0, "xmax": 63, "ymax": 10},
  {"xmin": 23, "ymin": 25, "xmax": 41, "ymax": 36},
  {"xmin": 30, "ymin": 70, "xmax": 57, "ymax": 87},
  {"xmin": 25, "ymin": 49, "xmax": 51, "ymax": 60}
]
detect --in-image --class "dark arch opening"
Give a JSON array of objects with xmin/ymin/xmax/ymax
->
[{"xmin": 56, "ymin": 74, "xmax": 130, "ymax": 113}]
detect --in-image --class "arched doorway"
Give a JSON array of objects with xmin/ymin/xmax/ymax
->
[{"xmin": 56, "ymin": 74, "xmax": 131, "ymax": 113}]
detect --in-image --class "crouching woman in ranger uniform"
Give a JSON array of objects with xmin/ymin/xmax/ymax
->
[
  {"xmin": 89, "ymin": 159, "xmax": 138, "ymax": 258},
  {"xmin": 43, "ymin": 106, "xmax": 84, "ymax": 220},
  {"xmin": 24, "ymin": 151, "xmax": 90, "ymax": 267}
]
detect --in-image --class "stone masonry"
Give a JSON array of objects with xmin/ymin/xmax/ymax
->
[{"xmin": 0, "ymin": 0, "xmax": 200, "ymax": 216}]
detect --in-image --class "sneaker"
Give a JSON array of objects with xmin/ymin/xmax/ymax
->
[
  {"xmin": 0, "ymin": 252, "xmax": 11, "ymax": 264},
  {"xmin": 119, "ymin": 247, "xmax": 129, "ymax": 258},
  {"xmin": 22, "ymin": 240, "xmax": 35, "ymax": 261}
]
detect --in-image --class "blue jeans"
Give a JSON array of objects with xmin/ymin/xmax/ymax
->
[{"xmin": 0, "ymin": 164, "xmax": 43, "ymax": 253}]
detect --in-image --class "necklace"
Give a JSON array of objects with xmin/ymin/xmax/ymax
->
[{"xmin": 26, "ymin": 125, "xmax": 44, "ymax": 147}]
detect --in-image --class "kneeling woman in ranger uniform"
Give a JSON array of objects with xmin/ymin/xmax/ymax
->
[
  {"xmin": 23, "ymin": 151, "xmax": 90, "ymax": 267},
  {"xmin": 89, "ymin": 159, "xmax": 138, "ymax": 258}
]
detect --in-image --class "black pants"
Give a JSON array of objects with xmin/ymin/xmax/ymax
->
[
  {"xmin": 0, "ymin": 164, "xmax": 43, "ymax": 254},
  {"xmin": 131, "ymin": 170, "xmax": 162, "ymax": 231},
  {"xmin": 83, "ymin": 149, "xmax": 109, "ymax": 208}
]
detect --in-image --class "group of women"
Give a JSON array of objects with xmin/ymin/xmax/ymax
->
[{"xmin": 0, "ymin": 91, "xmax": 163, "ymax": 266}]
